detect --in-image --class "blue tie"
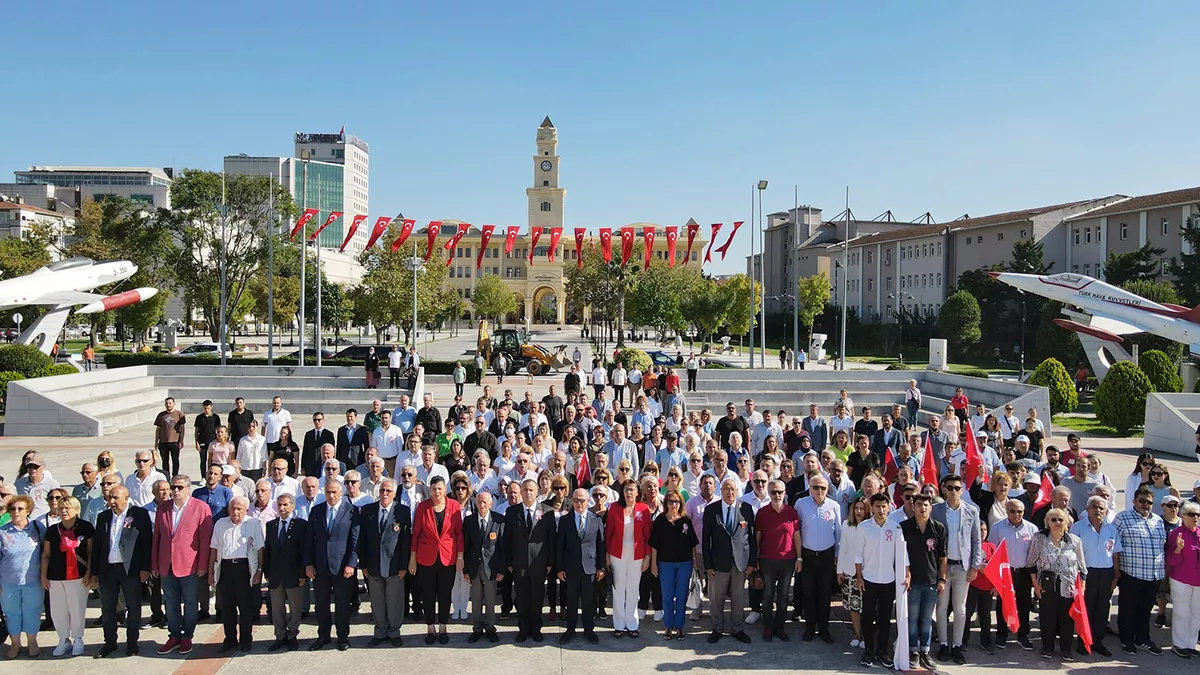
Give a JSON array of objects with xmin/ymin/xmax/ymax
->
[{"xmin": 327, "ymin": 506, "xmax": 336, "ymax": 529}]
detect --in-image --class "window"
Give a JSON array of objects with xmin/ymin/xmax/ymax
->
[
  {"xmin": 1162, "ymin": 217, "xmax": 1170, "ymax": 236},
  {"xmin": 1073, "ymin": 229, "xmax": 1080, "ymax": 245},
  {"xmin": 885, "ymin": 250, "xmax": 892, "ymax": 265},
  {"xmin": 1083, "ymin": 264, "xmax": 1090, "ymax": 276},
  {"xmin": 936, "ymin": 273, "xmax": 942, "ymax": 286},
  {"xmin": 1072, "ymin": 264, "xmax": 1078, "ymax": 273},
  {"xmin": 1093, "ymin": 226, "xmax": 1099, "ymax": 240},
  {"xmin": 997, "ymin": 232, "xmax": 1004, "ymax": 241},
  {"xmin": 867, "ymin": 279, "xmax": 873, "ymax": 292},
  {"xmin": 543, "ymin": 181, "xmax": 549, "ymax": 186},
  {"xmin": 1021, "ymin": 229, "xmax": 1028, "ymax": 238},
  {"xmin": 1086, "ymin": 229, "xmax": 1092, "ymax": 244},
  {"xmin": 976, "ymin": 236, "xmax": 983, "ymax": 244},
  {"xmin": 867, "ymin": 250, "xmax": 873, "ymax": 264},
  {"xmin": 964, "ymin": 237, "xmax": 971, "ymax": 245},
  {"xmin": 886, "ymin": 277, "xmax": 892, "ymax": 290},
  {"xmin": 1120, "ymin": 223, "xmax": 1128, "ymax": 240},
  {"xmin": 937, "ymin": 243, "xmax": 942, "ymax": 256},
  {"xmin": 540, "ymin": 202, "xmax": 551, "ymax": 212}
]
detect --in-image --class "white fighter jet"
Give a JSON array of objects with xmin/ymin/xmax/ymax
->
[{"xmin": 989, "ymin": 271, "xmax": 1198, "ymax": 344}]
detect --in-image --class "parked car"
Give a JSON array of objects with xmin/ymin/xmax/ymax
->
[
  {"xmin": 335, "ymin": 344, "xmax": 396, "ymax": 361},
  {"xmin": 645, "ymin": 350, "xmax": 679, "ymax": 367},
  {"xmin": 287, "ymin": 347, "xmax": 336, "ymax": 360},
  {"xmin": 175, "ymin": 343, "xmax": 232, "ymax": 358}
]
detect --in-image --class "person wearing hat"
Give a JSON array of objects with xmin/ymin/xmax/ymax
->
[
  {"xmin": 13, "ymin": 452, "xmax": 58, "ymax": 520},
  {"xmin": 1060, "ymin": 433, "xmax": 1084, "ymax": 471},
  {"xmin": 1017, "ymin": 471, "xmax": 1044, "ymax": 516},
  {"xmin": 1191, "ymin": 479, "xmax": 1200, "ymax": 506}
]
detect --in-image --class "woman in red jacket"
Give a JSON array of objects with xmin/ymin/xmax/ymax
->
[
  {"xmin": 606, "ymin": 479, "xmax": 652, "ymax": 637},
  {"xmin": 409, "ymin": 475, "xmax": 464, "ymax": 644}
]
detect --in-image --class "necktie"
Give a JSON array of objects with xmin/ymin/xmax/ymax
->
[
  {"xmin": 481, "ymin": 517, "xmax": 487, "ymax": 535},
  {"xmin": 726, "ymin": 506, "xmax": 734, "ymax": 533},
  {"xmin": 327, "ymin": 506, "xmax": 336, "ymax": 529},
  {"xmin": 280, "ymin": 519, "xmax": 288, "ymax": 543},
  {"xmin": 527, "ymin": 508, "xmax": 533, "ymax": 530},
  {"xmin": 577, "ymin": 513, "xmax": 584, "ymax": 533}
]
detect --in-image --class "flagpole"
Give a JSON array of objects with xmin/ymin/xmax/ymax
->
[
  {"xmin": 299, "ymin": 161, "xmax": 307, "ymax": 361},
  {"xmin": 840, "ymin": 186, "xmax": 849, "ymax": 371},
  {"xmin": 267, "ymin": 173, "xmax": 275, "ymax": 366},
  {"xmin": 792, "ymin": 185, "xmax": 800, "ymax": 369},
  {"xmin": 315, "ymin": 178, "xmax": 322, "ymax": 367},
  {"xmin": 219, "ymin": 170, "xmax": 228, "ymax": 366},
  {"xmin": 748, "ymin": 184, "xmax": 756, "ymax": 369}
]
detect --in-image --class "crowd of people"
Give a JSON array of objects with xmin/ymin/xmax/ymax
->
[{"xmin": 0, "ymin": 372, "xmax": 1198, "ymax": 669}]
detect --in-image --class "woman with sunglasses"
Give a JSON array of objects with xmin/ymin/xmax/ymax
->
[
  {"xmin": 660, "ymin": 467, "xmax": 690, "ymax": 503},
  {"xmin": 1143, "ymin": 464, "xmax": 1181, "ymax": 517},
  {"xmin": 1165, "ymin": 501, "xmax": 1200, "ymax": 658},
  {"xmin": 450, "ymin": 473, "xmax": 474, "ymax": 621},
  {"xmin": 606, "ymin": 479, "xmax": 653, "ymax": 637},
  {"xmin": 1124, "ymin": 453, "xmax": 1156, "ymax": 512},
  {"xmin": 37, "ymin": 488, "xmax": 69, "ymax": 530},
  {"xmin": 1156, "ymin": 496, "xmax": 1185, "ymax": 630},
  {"xmin": 1027, "ymin": 507, "xmax": 1087, "ymax": 661},
  {"xmin": 650, "ymin": 488, "xmax": 698, "ymax": 640}
]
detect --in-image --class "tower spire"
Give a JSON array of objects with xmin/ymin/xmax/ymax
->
[{"xmin": 540, "ymin": 115, "xmax": 554, "ymax": 128}]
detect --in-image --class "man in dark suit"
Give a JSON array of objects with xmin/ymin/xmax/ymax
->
[
  {"xmin": 464, "ymin": 416, "xmax": 499, "ymax": 459},
  {"xmin": 504, "ymin": 477, "xmax": 557, "ymax": 642},
  {"xmin": 871, "ymin": 414, "xmax": 903, "ymax": 464},
  {"xmin": 336, "ymin": 408, "xmax": 371, "ymax": 469},
  {"xmin": 556, "ymin": 488, "xmax": 605, "ymax": 644},
  {"xmin": 304, "ymin": 480, "xmax": 360, "ymax": 651},
  {"xmin": 702, "ymin": 478, "xmax": 757, "ymax": 644},
  {"xmin": 464, "ymin": 491, "xmax": 506, "ymax": 643},
  {"xmin": 89, "ymin": 485, "xmax": 153, "ymax": 658},
  {"xmin": 357, "ymin": 478, "xmax": 411, "ymax": 647},
  {"xmin": 264, "ymin": 493, "xmax": 308, "ymax": 652},
  {"xmin": 302, "ymin": 412, "xmax": 336, "ymax": 477}
]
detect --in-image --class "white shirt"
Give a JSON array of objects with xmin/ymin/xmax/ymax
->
[
  {"xmin": 741, "ymin": 411, "xmax": 764, "ymax": 427},
  {"xmin": 520, "ymin": 413, "xmax": 548, "ymax": 433},
  {"xmin": 856, "ymin": 517, "xmax": 908, "ymax": 584},
  {"xmin": 237, "ymin": 434, "xmax": 269, "ymax": 471},
  {"xmin": 108, "ymin": 507, "xmax": 129, "ymax": 563},
  {"xmin": 388, "ymin": 350, "xmax": 403, "ymax": 368},
  {"xmin": 591, "ymin": 367, "xmax": 607, "ymax": 386},
  {"xmin": 268, "ymin": 476, "xmax": 299, "ymax": 500},
  {"xmin": 611, "ymin": 367, "xmax": 627, "ymax": 386},
  {"xmin": 830, "ymin": 415, "xmax": 854, "ymax": 438},
  {"xmin": 628, "ymin": 368, "xmax": 642, "ymax": 384},
  {"xmin": 417, "ymin": 463, "xmax": 450, "ymax": 486},
  {"xmin": 371, "ymin": 424, "xmax": 404, "ymax": 459},
  {"xmin": 125, "ymin": 470, "xmax": 167, "ymax": 508},
  {"xmin": 740, "ymin": 491, "xmax": 770, "ymax": 514},
  {"xmin": 468, "ymin": 469, "xmax": 499, "ymax": 495},
  {"xmin": 172, "ymin": 498, "xmax": 188, "ymax": 531},
  {"xmin": 398, "ymin": 451, "xmax": 423, "ymax": 470},
  {"xmin": 263, "ymin": 408, "xmax": 292, "ymax": 444},
  {"xmin": 211, "ymin": 517, "xmax": 265, "ymax": 561}
]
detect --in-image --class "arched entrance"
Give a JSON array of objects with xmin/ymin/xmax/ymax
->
[
  {"xmin": 505, "ymin": 292, "xmax": 526, "ymax": 326},
  {"xmin": 532, "ymin": 286, "xmax": 562, "ymax": 324}
]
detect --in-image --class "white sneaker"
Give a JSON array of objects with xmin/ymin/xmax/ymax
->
[
  {"xmin": 653, "ymin": 610, "xmax": 664, "ymax": 622},
  {"xmin": 72, "ymin": 639, "xmax": 85, "ymax": 656},
  {"xmin": 637, "ymin": 609, "xmax": 646, "ymax": 620},
  {"xmin": 850, "ymin": 639, "xmax": 862, "ymax": 648},
  {"xmin": 745, "ymin": 611, "xmax": 761, "ymax": 625},
  {"xmin": 53, "ymin": 640, "xmax": 71, "ymax": 657}
]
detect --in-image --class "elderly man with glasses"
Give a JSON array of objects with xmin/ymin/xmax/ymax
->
[
  {"xmin": 987, "ymin": 498, "xmax": 1039, "ymax": 649},
  {"xmin": 795, "ymin": 475, "xmax": 841, "ymax": 642},
  {"xmin": 124, "ymin": 450, "xmax": 167, "ymax": 509},
  {"xmin": 1114, "ymin": 486, "xmax": 1168, "ymax": 656}
]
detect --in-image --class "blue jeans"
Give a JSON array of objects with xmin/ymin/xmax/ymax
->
[
  {"xmin": 908, "ymin": 582, "xmax": 938, "ymax": 652},
  {"xmin": 658, "ymin": 561, "xmax": 692, "ymax": 630},
  {"xmin": 0, "ymin": 584, "xmax": 43, "ymax": 636},
  {"xmin": 162, "ymin": 573, "xmax": 200, "ymax": 640}
]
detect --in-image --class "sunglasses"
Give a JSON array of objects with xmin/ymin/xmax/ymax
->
[
  {"xmin": 47, "ymin": 496, "xmax": 62, "ymax": 501},
  {"xmin": 1141, "ymin": 462, "xmax": 1154, "ymax": 467},
  {"xmin": 666, "ymin": 500, "xmax": 682, "ymax": 505},
  {"xmin": 170, "ymin": 485, "xmax": 188, "ymax": 491},
  {"xmin": 135, "ymin": 459, "xmax": 150, "ymax": 464},
  {"xmin": 1006, "ymin": 509, "xmax": 1024, "ymax": 513},
  {"xmin": 1150, "ymin": 472, "xmax": 1165, "ymax": 477},
  {"xmin": 1136, "ymin": 499, "xmax": 1153, "ymax": 506},
  {"xmin": 768, "ymin": 490, "xmax": 785, "ymax": 496},
  {"xmin": 345, "ymin": 479, "xmax": 360, "ymax": 484},
  {"xmin": 944, "ymin": 485, "xmax": 963, "ymax": 492},
  {"xmin": 810, "ymin": 486, "xmax": 827, "ymax": 491},
  {"xmin": 752, "ymin": 479, "xmax": 766, "ymax": 485},
  {"xmin": 1048, "ymin": 518, "xmax": 1064, "ymax": 523}
]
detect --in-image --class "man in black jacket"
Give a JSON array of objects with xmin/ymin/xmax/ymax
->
[
  {"xmin": 464, "ymin": 417, "xmax": 499, "ymax": 460},
  {"xmin": 336, "ymin": 408, "xmax": 371, "ymax": 469},
  {"xmin": 357, "ymin": 478, "xmax": 411, "ymax": 647},
  {"xmin": 227, "ymin": 397, "xmax": 254, "ymax": 447},
  {"xmin": 302, "ymin": 413, "xmax": 336, "ymax": 478},
  {"xmin": 414, "ymin": 394, "xmax": 441, "ymax": 445},
  {"xmin": 504, "ymin": 478, "xmax": 557, "ymax": 642},
  {"xmin": 264, "ymin": 493, "xmax": 308, "ymax": 651},
  {"xmin": 464, "ymin": 491, "xmax": 506, "ymax": 643},
  {"xmin": 90, "ymin": 485, "xmax": 153, "ymax": 658}
]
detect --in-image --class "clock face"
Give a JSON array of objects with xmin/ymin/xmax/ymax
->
[{"xmin": 541, "ymin": 160, "xmax": 552, "ymax": 171}]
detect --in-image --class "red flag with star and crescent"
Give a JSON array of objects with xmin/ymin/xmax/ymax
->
[
  {"xmin": 423, "ymin": 221, "xmax": 443, "ymax": 261},
  {"xmin": 983, "ymin": 539, "xmax": 1020, "ymax": 632},
  {"xmin": 528, "ymin": 227, "xmax": 544, "ymax": 263},
  {"xmin": 547, "ymin": 227, "xmax": 563, "ymax": 262},
  {"xmin": 683, "ymin": 221, "xmax": 700, "ymax": 265},
  {"xmin": 703, "ymin": 223, "xmax": 724, "ymax": 263},
  {"xmin": 713, "ymin": 220, "xmax": 745, "ymax": 260},
  {"xmin": 289, "ymin": 208, "xmax": 319, "ymax": 241},
  {"xmin": 1070, "ymin": 576, "xmax": 1092, "ymax": 653},
  {"xmin": 309, "ymin": 211, "xmax": 343, "ymax": 241},
  {"xmin": 642, "ymin": 226, "xmax": 656, "ymax": 270},
  {"xmin": 503, "ymin": 226, "xmax": 520, "ymax": 254},
  {"xmin": 573, "ymin": 228, "xmax": 587, "ymax": 268},
  {"xmin": 476, "ymin": 224, "xmax": 495, "ymax": 269},
  {"xmin": 1034, "ymin": 470, "xmax": 1055, "ymax": 510},
  {"xmin": 339, "ymin": 214, "xmax": 368, "ymax": 252},
  {"xmin": 963, "ymin": 419, "xmax": 988, "ymax": 488},
  {"xmin": 443, "ymin": 223, "xmax": 471, "ymax": 266},
  {"xmin": 599, "ymin": 228, "xmax": 613, "ymax": 263},
  {"xmin": 388, "ymin": 218, "xmax": 415, "ymax": 252},
  {"xmin": 620, "ymin": 227, "xmax": 635, "ymax": 265},
  {"xmin": 665, "ymin": 226, "xmax": 679, "ymax": 267},
  {"xmin": 365, "ymin": 215, "xmax": 392, "ymax": 250},
  {"xmin": 921, "ymin": 431, "xmax": 939, "ymax": 488}
]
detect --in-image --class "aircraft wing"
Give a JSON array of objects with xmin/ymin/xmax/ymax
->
[
  {"xmin": 1082, "ymin": 310, "xmax": 1143, "ymax": 336},
  {"xmin": 32, "ymin": 291, "xmax": 107, "ymax": 307}
]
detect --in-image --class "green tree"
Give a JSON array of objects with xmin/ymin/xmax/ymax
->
[
  {"xmin": 1009, "ymin": 239, "xmax": 1052, "ymax": 275},
  {"xmin": 1139, "ymin": 349, "xmax": 1183, "ymax": 392},
  {"xmin": 679, "ymin": 276, "xmax": 732, "ymax": 345},
  {"xmin": 353, "ymin": 223, "xmax": 449, "ymax": 343},
  {"xmin": 938, "ymin": 290, "xmax": 982, "ymax": 356},
  {"xmin": 1094, "ymin": 360, "xmax": 1152, "ymax": 433},
  {"xmin": 1122, "ymin": 279, "xmax": 1185, "ymax": 361},
  {"xmin": 796, "ymin": 272, "xmax": 831, "ymax": 344},
  {"xmin": 563, "ymin": 241, "xmax": 646, "ymax": 346},
  {"xmin": 722, "ymin": 274, "xmax": 761, "ymax": 338},
  {"xmin": 1027, "ymin": 357, "xmax": 1079, "ymax": 414},
  {"xmin": 1175, "ymin": 214, "xmax": 1200, "ymax": 305},
  {"xmin": 471, "ymin": 275, "xmax": 518, "ymax": 323},
  {"xmin": 1033, "ymin": 300, "xmax": 1082, "ymax": 367},
  {"xmin": 956, "ymin": 265, "xmax": 1015, "ymax": 352},
  {"xmin": 627, "ymin": 260, "xmax": 697, "ymax": 337},
  {"xmin": 0, "ymin": 220, "xmax": 55, "ymax": 279},
  {"xmin": 249, "ymin": 273, "xmax": 299, "ymax": 330},
  {"xmin": 1103, "ymin": 242, "xmax": 1166, "ymax": 287}
]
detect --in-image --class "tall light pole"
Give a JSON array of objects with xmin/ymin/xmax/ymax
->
[
  {"xmin": 267, "ymin": 173, "xmax": 275, "ymax": 366},
  {"xmin": 404, "ymin": 217, "xmax": 422, "ymax": 351},
  {"xmin": 219, "ymin": 170, "xmax": 228, "ymax": 366},
  {"xmin": 748, "ymin": 185, "xmax": 756, "ymax": 369},
  {"xmin": 791, "ymin": 188, "xmax": 800, "ymax": 368},
  {"xmin": 757, "ymin": 180, "xmax": 768, "ymax": 364},
  {"xmin": 298, "ymin": 160, "xmax": 307, "ymax": 360}
]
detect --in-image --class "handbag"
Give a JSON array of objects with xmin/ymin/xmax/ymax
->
[
  {"xmin": 749, "ymin": 569, "xmax": 765, "ymax": 590},
  {"xmin": 685, "ymin": 569, "xmax": 704, "ymax": 610}
]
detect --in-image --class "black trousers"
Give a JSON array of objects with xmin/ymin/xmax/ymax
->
[
  {"xmin": 514, "ymin": 566, "xmax": 547, "ymax": 635},
  {"xmin": 612, "ymin": 384, "xmax": 624, "ymax": 407},
  {"xmin": 996, "ymin": 566, "xmax": 1033, "ymax": 640},
  {"xmin": 1117, "ymin": 574, "xmax": 1157, "ymax": 648},
  {"xmin": 638, "ymin": 568, "xmax": 662, "ymax": 611},
  {"xmin": 791, "ymin": 571, "xmax": 804, "ymax": 618},
  {"xmin": 148, "ymin": 574, "xmax": 163, "ymax": 620},
  {"xmin": 562, "ymin": 572, "xmax": 597, "ymax": 633},
  {"xmin": 158, "ymin": 442, "xmax": 181, "ymax": 480},
  {"xmin": 313, "ymin": 573, "xmax": 355, "ymax": 641},
  {"xmin": 99, "ymin": 564, "xmax": 142, "ymax": 647},
  {"xmin": 1084, "ymin": 567, "xmax": 1114, "ymax": 647},
  {"xmin": 594, "ymin": 574, "xmax": 608, "ymax": 614},
  {"xmin": 499, "ymin": 573, "xmax": 514, "ymax": 614},
  {"xmin": 474, "ymin": 369, "xmax": 482, "ymax": 386},
  {"xmin": 687, "ymin": 369, "xmax": 697, "ymax": 391},
  {"xmin": 545, "ymin": 568, "xmax": 560, "ymax": 612},
  {"xmin": 862, "ymin": 580, "xmax": 895, "ymax": 655},
  {"xmin": 419, "ymin": 561, "xmax": 455, "ymax": 625},
  {"xmin": 801, "ymin": 547, "xmax": 836, "ymax": 634},
  {"xmin": 963, "ymin": 585, "xmax": 994, "ymax": 647},
  {"xmin": 1039, "ymin": 583, "xmax": 1074, "ymax": 654},
  {"xmin": 389, "ymin": 367, "xmax": 401, "ymax": 388},
  {"xmin": 455, "ymin": 382, "xmax": 464, "ymax": 397},
  {"xmin": 217, "ymin": 559, "xmax": 256, "ymax": 647}
]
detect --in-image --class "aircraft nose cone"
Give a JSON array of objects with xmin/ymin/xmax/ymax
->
[{"xmin": 987, "ymin": 271, "xmax": 1001, "ymax": 279}]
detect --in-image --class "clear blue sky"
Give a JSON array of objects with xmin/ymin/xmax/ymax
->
[{"xmin": 4, "ymin": 1, "xmax": 1198, "ymax": 274}]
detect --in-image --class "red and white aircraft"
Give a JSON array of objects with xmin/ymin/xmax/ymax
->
[{"xmin": 989, "ymin": 271, "xmax": 1198, "ymax": 344}]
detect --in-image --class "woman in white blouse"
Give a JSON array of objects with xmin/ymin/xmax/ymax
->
[
  {"xmin": 837, "ymin": 497, "xmax": 868, "ymax": 649},
  {"xmin": 236, "ymin": 419, "xmax": 269, "ymax": 481}
]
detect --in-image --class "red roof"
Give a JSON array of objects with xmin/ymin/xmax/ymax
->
[{"xmin": 0, "ymin": 201, "xmax": 62, "ymax": 216}]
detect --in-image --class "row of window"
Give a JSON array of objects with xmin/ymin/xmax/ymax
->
[
  {"xmin": 900, "ymin": 242, "xmax": 943, "ymax": 260},
  {"xmin": 1072, "ymin": 260, "xmax": 1169, "ymax": 277},
  {"xmin": 963, "ymin": 229, "xmax": 1027, "ymax": 246},
  {"xmin": 1074, "ymin": 218, "xmax": 1174, "ymax": 245}
]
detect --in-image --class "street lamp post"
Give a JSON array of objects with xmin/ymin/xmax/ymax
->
[
  {"xmin": 757, "ymin": 180, "xmax": 767, "ymax": 364},
  {"xmin": 1020, "ymin": 294, "xmax": 1027, "ymax": 380},
  {"xmin": 406, "ymin": 229, "xmax": 423, "ymax": 352}
]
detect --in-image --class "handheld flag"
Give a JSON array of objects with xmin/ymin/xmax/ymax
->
[
  {"xmin": 921, "ymin": 431, "xmax": 939, "ymax": 487},
  {"xmin": 576, "ymin": 449, "xmax": 592, "ymax": 487},
  {"xmin": 1034, "ymin": 470, "xmax": 1054, "ymax": 510},
  {"xmin": 982, "ymin": 539, "xmax": 1020, "ymax": 632},
  {"xmin": 289, "ymin": 208, "xmax": 319, "ymax": 241},
  {"xmin": 963, "ymin": 420, "xmax": 988, "ymax": 488},
  {"xmin": 1070, "ymin": 575, "xmax": 1092, "ymax": 654},
  {"xmin": 883, "ymin": 445, "xmax": 900, "ymax": 483}
]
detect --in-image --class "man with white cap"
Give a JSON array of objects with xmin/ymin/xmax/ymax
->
[{"xmin": 1190, "ymin": 479, "xmax": 1200, "ymax": 506}]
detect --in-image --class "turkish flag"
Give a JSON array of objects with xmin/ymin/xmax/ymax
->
[
  {"xmin": 983, "ymin": 540, "xmax": 1021, "ymax": 632},
  {"xmin": 528, "ymin": 226, "xmax": 544, "ymax": 263},
  {"xmin": 443, "ymin": 223, "xmax": 471, "ymax": 266},
  {"xmin": 388, "ymin": 218, "xmax": 416, "ymax": 252},
  {"xmin": 683, "ymin": 221, "xmax": 700, "ymax": 265},
  {"xmin": 921, "ymin": 431, "xmax": 938, "ymax": 488},
  {"xmin": 643, "ymin": 226, "xmax": 656, "ymax": 270},
  {"xmin": 713, "ymin": 220, "xmax": 745, "ymax": 260},
  {"xmin": 339, "ymin": 214, "xmax": 368, "ymax": 252},
  {"xmin": 576, "ymin": 449, "xmax": 591, "ymax": 487},
  {"xmin": 1070, "ymin": 575, "xmax": 1092, "ymax": 653},
  {"xmin": 573, "ymin": 227, "xmax": 586, "ymax": 268},
  {"xmin": 963, "ymin": 419, "xmax": 988, "ymax": 489},
  {"xmin": 477, "ymin": 224, "xmax": 495, "ymax": 269},
  {"xmin": 883, "ymin": 445, "xmax": 900, "ymax": 483},
  {"xmin": 504, "ymin": 226, "xmax": 520, "ymax": 254},
  {"xmin": 1034, "ymin": 470, "xmax": 1055, "ymax": 510},
  {"xmin": 289, "ymin": 208, "xmax": 319, "ymax": 241},
  {"xmin": 547, "ymin": 227, "xmax": 563, "ymax": 262},
  {"xmin": 665, "ymin": 226, "xmax": 678, "ymax": 268},
  {"xmin": 366, "ymin": 216, "xmax": 393, "ymax": 249},
  {"xmin": 424, "ymin": 221, "xmax": 443, "ymax": 261},
  {"xmin": 309, "ymin": 211, "xmax": 343, "ymax": 241},
  {"xmin": 703, "ymin": 223, "xmax": 723, "ymax": 263},
  {"xmin": 620, "ymin": 226, "xmax": 635, "ymax": 266},
  {"xmin": 599, "ymin": 228, "xmax": 613, "ymax": 263}
]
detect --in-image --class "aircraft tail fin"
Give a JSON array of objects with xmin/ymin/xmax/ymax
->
[{"xmin": 1177, "ymin": 305, "xmax": 1200, "ymax": 324}]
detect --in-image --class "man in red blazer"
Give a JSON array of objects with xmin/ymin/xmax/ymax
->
[{"xmin": 151, "ymin": 473, "xmax": 214, "ymax": 657}]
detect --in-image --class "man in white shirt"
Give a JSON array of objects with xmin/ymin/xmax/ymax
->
[
  {"xmin": 317, "ymin": 459, "xmax": 344, "ymax": 490},
  {"xmin": 741, "ymin": 399, "xmax": 764, "ymax": 428},
  {"xmin": 740, "ymin": 471, "xmax": 771, "ymax": 513},
  {"xmin": 294, "ymin": 477, "xmax": 323, "ymax": 519},
  {"xmin": 855, "ymin": 493, "xmax": 907, "ymax": 668},
  {"xmin": 262, "ymin": 396, "xmax": 292, "ymax": 446},
  {"xmin": 387, "ymin": 346, "xmax": 404, "ymax": 389},
  {"xmin": 397, "ymin": 434, "xmax": 424, "ymax": 471},
  {"xmin": 750, "ymin": 410, "xmax": 783, "ymax": 457},
  {"xmin": 209, "ymin": 496, "xmax": 265, "ymax": 653},
  {"xmin": 371, "ymin": 411, "xmax": 403, "ymax": 477},
  {"xmin": 610, "ymin": 364, "xmax": 627, "ymax": 408},
  {"xmin": 415, "ymin": 447, "xmax": 449, "ymax": 486},
  {"xmin": 468, "ymin": 451, "xmax": 499, "ymax": 495},
  {"xmin": 125, "ymin": 449, "xmax": 168, "ymax": 508},
  {"xmin": 343, "ymin": 470, "xmax": 373, "ymax": 507},
  {"xmin": 267, "ymin": 459, "xmax": 299, "ymax": 501}
]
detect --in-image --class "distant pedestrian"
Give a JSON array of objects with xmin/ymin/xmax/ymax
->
[
  {"xmin": 387, "ymin": 345, "xmax": 402, "ymax": 389},
  {"xmin": 473, "ymin": 352, "xmax": 485, "ymax": 386},
  {"xmin": 492, "ymin": 353, "xmax": 508, "ymax": 384},
  {"xmin": 796, "ymin": 348, "xmax": 806, "ymax": 371},
  {"xmin": 453, "ymin": 362, "xmax": 467, "ymax": 398},
  {"xmin": 82, "ymin": 345, "xmax": 95, "ymax": 372}
]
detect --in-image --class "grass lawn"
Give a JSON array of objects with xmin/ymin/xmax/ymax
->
[
  {"xmin": 844, "ymin": 355, "xmax": 1020, "ymax": 376},
  {"xmin": 1052, "ymin": 414, "xmax": 1142, "ymax": 438}
]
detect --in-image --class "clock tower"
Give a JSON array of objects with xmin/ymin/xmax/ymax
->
[{"xmin": 526, "ymin": 116, "xmax": 565, "ymax": 232}]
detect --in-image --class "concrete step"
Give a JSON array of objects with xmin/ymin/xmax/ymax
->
[
  {"xmin": 150, "ymin": 375, "xmax": 371, "ymax": 389},
  {"xmin": 75, "ymin": 386, "xmax": 170, "ymax": 417},
  {"xmin": 97, "ymin": 402, "xmax": 169, "ymax": 435}
]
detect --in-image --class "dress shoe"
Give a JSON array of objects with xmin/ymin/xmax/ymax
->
[
  {"xmin": 1093, "ymin": 643, "xmax": 1111, "ymax": 657},
  {"xmin": 531, "ymin": 631, "xmax": 544, "ymax": 642},
  {"xmin": 776, "ymin": 630, "xmax": 790, "ymax": 642},
  {"xmin": 288, "ymin": 638, "xmax": 299, "ymax": 651},
  {"xmin": 390, "ymin": 637, "xmax": 404, "ymax": 647},
  {"xmin": 437, "ymin": 632, "xmax": 449, "ymax": 645},
  {"xmin": 499, "ymin": 610, "xmax": 512, "ymax": 619},
  {"xmin": 336, "ymin": 641, "xmax": 349, "ymax": 651},
  {"xmin": 126, "ymin": 644, "xmax": 139, "ymax": 656},
  {"xmin": 802, "ymin": 631, "xmax": 815, "ymax": 642},
  {"xmin": 486, "ymin": 629, "xmax": 498, "ymax": 643},
  {"xmin": 707, "ymin": 631, "xmax": 721, "ymax": 644},
  {"xmin": 732, "ymin": 631, "xmax": 751, "ymax": 644},
  {"xmin": 919, "ymin": 653, "xmax": 938, "ymax": 671},
  {"xmin": 156, "ymin": 637, "xmax": 180, "ymax": 655},
  {"xmin": 424, "ymin": 633, "xmax": 437, "ymax": 645},
  {"xmin": 468, "ymin": 632, "xmax": 483, "ymax": 644},
  {"xmin": 515, "ymin": 632, "xmax": 527, "ymax": 643},
  {"xmin": 308, "ymin": 638, "xmax": 330, "ymax": 651},
  {"xmin": 937, "ymin": 644, "xmax": 951, "ymax": 661},
  {"xmin": 96, "ymin": 643, "xmax": 120, "ymax": 659},
  {"xmin": 559, "ymin": 631, "xmax": 575, "ymax": 644},
  {"xmin": 179, "ymin": 639, "xmax": 193, "ymax": 655},
  {"xmin": 268, "ymin": 639, "xmax": 288, "ymax": 652},
  {"xmin": 951, "ymin": 646, "xmax": 965, "ymax": 664},
  {"xmin": 367, "ymin": 637, "xmax": 385, "ymax": 647},
  {"xmin": 585, "ymin": 632, "xmax": 599, "ymax": 644},
  {"xmin": 240, "ymin": 643, "xmax": 252, "ymax": 653},
  {"xmin": 218, "ymin": 641, "xmax": 238, "ymax": 655},
  {"xmin": 762, "ymin": 628, "xmax": 773, "ymax": 642},
  {"xmin": 197, "ymin": 610, "xmax": 211, "ymax": 622},
  {"xmin": 820, "ymin": 632, "xmax": 833, "ymax": 644}
]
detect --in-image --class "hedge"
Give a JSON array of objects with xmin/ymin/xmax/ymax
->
[
  {"xmin": 0, "ymin": 345, "xmax": 53, "ymax": 377},
  {"xmin": 956, "ymin": 368, "xmax": 991, "ymax": 379},
  {"xmin": 1094, "ymin": 360, "xmax": 1152, "ymax": 433},
  {"xmin": 1027, "ymin": 357, "xmax": 1079, "ymax": 414},
  {"xmin": 0, "ymin": 370, "xmax": 26, "ymax": 411},
  {"xmin": 104, "ymin": 352, "xmax": 362, "ymax": 368},
  {"xmin": 1140, "ymin": 350, "xmax": 1182, "ymax": 393}
]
